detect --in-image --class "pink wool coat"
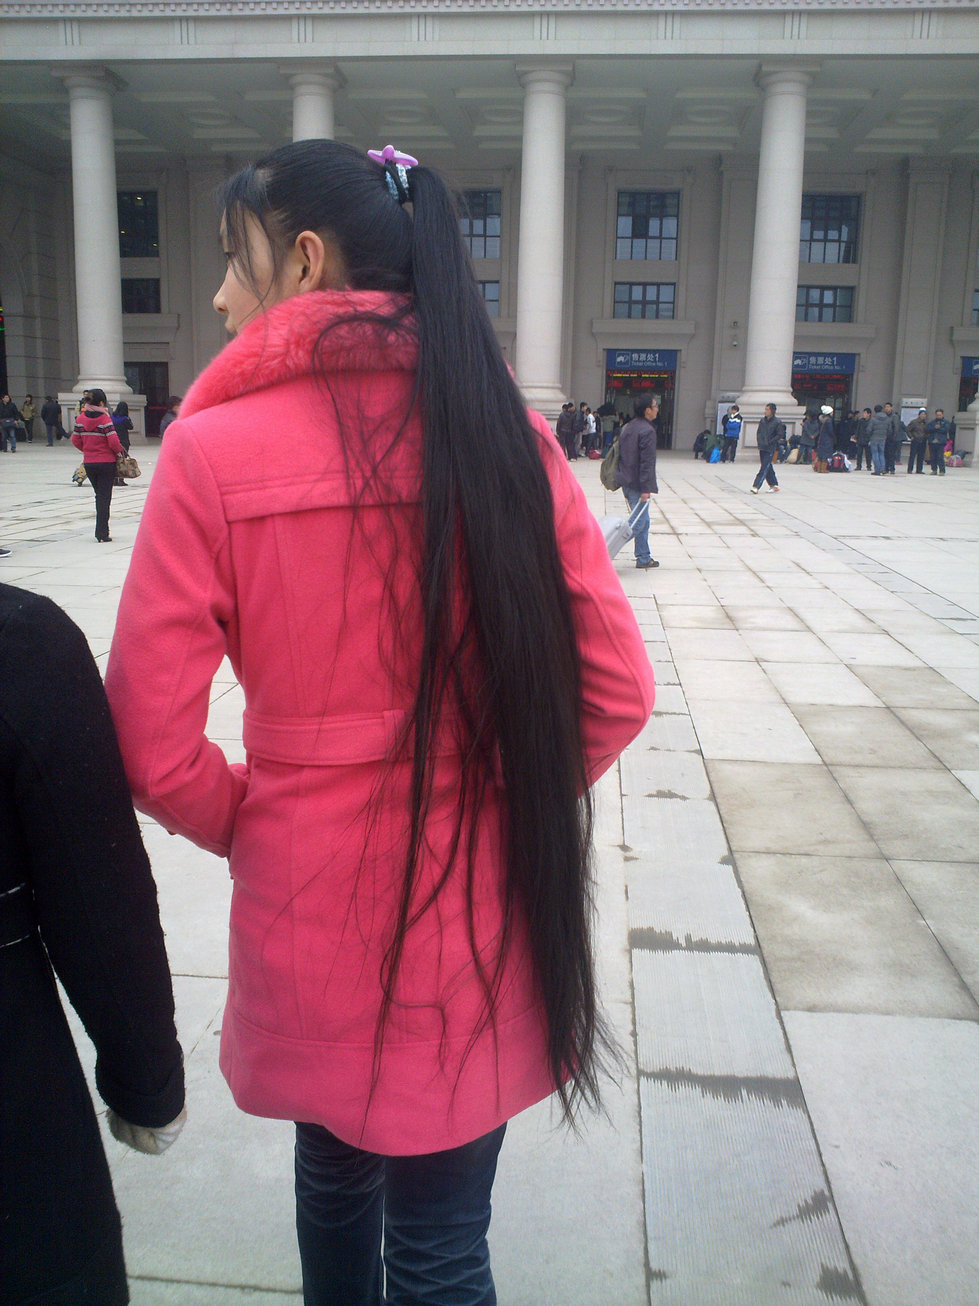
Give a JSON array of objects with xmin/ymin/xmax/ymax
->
[{"xmin": 106, "ymin": 290, "xmax": 654, "ymax": 1155}]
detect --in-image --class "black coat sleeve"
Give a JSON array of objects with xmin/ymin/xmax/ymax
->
[
  {"xmin": 639, "ymin": 423, "xmax": 659, "ymax": 495},
  {"xmin": 0, "ymin": 589, "xmax": 184, "ymax": 1127}
]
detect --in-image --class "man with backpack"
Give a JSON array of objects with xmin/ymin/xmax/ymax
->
[
  {"xmin": 750, "ymin": 403, "xmax": 784, "ymax": 494},
  {"xmin": 615, "ymin": 393, "xmax": 660, "ymax": 569}
]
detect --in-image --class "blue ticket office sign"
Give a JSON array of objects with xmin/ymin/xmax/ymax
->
[
  {"xmin": 604, "ymin": 349, "xmax": 678, "ymax": 447},
  {"xmin": 791, "ymin": 352, "xmax": 857, "ymax": 420}
]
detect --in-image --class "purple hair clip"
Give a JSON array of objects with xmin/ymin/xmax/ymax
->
[{"xmin": 367, "ymin": 143, "xmax": 419, "ymax": 205}]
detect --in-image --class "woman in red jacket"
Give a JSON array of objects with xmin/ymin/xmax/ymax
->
[
  {"xmin": 72, "ymin": 387, "xmax": 124, "ymax": 541},
  {"xmin": 106, "ymin": 140, "xmax": 654, "ymax": 1305}
]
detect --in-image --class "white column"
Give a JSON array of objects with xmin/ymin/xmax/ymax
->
[
  {"xmin": 287, "ymin": 64, "xmax": 343, "ymax": 142},
  {"xmin": 514, "ymin": 62, "xmax": 572, "ymax": 419},
  {"xmin": 738, "ymin": 63, "xmax": 818, "ymax": 426},
  {"xmin": 61, "ymin": 67, "xmax": 130, "ymax": 393}
]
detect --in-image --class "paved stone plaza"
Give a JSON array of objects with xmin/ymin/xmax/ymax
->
[{"xmin": 2, "ymin": 441, "xmax": 977, "ymax": 1305}]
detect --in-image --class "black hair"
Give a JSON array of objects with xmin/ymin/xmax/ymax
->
[
  {"xmin": 874, "ymin": 404, "xmax": 883, "ymax": 413},
  {"xmin": 767, "ymin": 402, "xmax": 777, "ymax": 413},
  {"xmin": 113, "ymin": 401, "xmax": 129, "ymax": 416},
  {"xmin": 633, "ymin": 393, "xmax": 656, "ymax": 419},
  {"xmin": 88, "ymin": 388, "xmax": 107, "ymax": 407},
  {"xmin": 219, "ymin": 139, "xmax": 610, "ymax": 1123}
]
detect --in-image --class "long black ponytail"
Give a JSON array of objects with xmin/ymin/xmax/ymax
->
[{"xmin": 221, "ymin": 140, "xmax": 613, "ymax": 1121}]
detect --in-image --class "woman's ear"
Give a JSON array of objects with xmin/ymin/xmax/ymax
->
[{"xmin": 290, "ymin": 230, "xmax": 346, "ymax": 294}]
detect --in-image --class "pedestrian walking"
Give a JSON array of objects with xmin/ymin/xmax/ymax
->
[
  {"xmin": 854, "ymin": 408, "xmax": 872, "ymax": 470},
  {"xmin": 883, "ymin": 402, "xmax": 902, "ymax": 474},
  {"xmin": 720, "ymin": 404, "xmax": 742, "ymax": 462},
  {"xmin": 813, "ymin": 405, "xmax": 835, "ymax": 472},
  {"xmin": 866, "ymin": 404, "xmax": 890, "ymax": 475},
  {"xmin": 105, "ymin": 138, "xmax": 654, "ymax": 1306},
  {"xmin": 72, "ymin": 387, "xmax": 124, "ymax": 541},
  {"xmin": 20, "ymin": 394, "xmax": 36, "ymax": 442},
  {"xmin": 616, "ymin": 393, "xmax": 660, "ymax": 567},
  {"xmin": 40, "ymin": 395, "xmax": 61, "ymax": 445},
  {"xmin": 927, "ymin": 408, "xmax": 951, "ymax": 474},
  {"xmin": 556, "ymin": 402, "xmax": 575, "ymax": 460},
  {"xmin": 158, "ymin": 395, "xmax": 182, "ymax": 437},
  {"xmin": 1, "ymin": 582, "xmax": 185, "ymax": 1306},
  {"xmin": 906, "ymin": 408, "xmax": 928, "ymax": 474},
  {"xmin": 750, "ymin": 402, "xmax": 783, "ymax": 493},
  {"xmin": 0, "ymin": 394, "xmax": 24, "ymax": 452}
]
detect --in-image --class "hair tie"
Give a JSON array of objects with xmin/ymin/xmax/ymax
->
[{"xmin": 367, "ymin": 144, "xmax": 418, "ymax": 206}]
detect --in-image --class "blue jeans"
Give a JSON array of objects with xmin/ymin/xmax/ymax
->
[
  {"xmin": 870, "ymin": 441, "xmax": 886, "ymax": 473},
  {"xmin": 1, "ymin": 421, "xmax": 17, "ymax": 451},
  {"xmin": 295, "ymin": 1121, "xmax": 506, "ymax": 1306},
  {"xmin": 752, "ymin": 448, "xmax": 778, "ymax": 490},
  {"xmin": 622, "ymin": 487, "xmax": 652, "ymax": 565}
]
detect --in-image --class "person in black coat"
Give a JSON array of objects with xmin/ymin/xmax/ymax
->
[
  {"xmin": 615, "ymin": 392, "xmax": 659, "ymax": 569},
  {"xmin": 0, "ymin": 583, "xmax": 185, "ymax": 1306}
]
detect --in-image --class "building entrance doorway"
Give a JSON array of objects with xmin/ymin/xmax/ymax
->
[
  {"xmin": 958, "ymin": 357, "xmax": 979, "ymax": 414},
  {"xmin": 125, "ymin": 361, "xmax": 170, "ymax": 435},
  {"xmin": 604, "ymin": 349, "xmax": 676, "ymax": 447},
  {"xmin": 791, "ymin": 351, "xmax": 856, "ymax": 422}
]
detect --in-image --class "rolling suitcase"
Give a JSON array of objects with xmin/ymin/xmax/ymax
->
[{"xmin": 601, "ymin": 497, "xmax": 650, "ymax": 559}]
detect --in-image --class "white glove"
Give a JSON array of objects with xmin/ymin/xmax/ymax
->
[{"xmin": 107, "ymin": 1106, "xmax": 186, "ymax": 1155}]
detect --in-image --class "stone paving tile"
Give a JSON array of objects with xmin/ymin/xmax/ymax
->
[
  {"xmin": 687, "ymin": 698, "xmax": 821, "ymax": 764},
  {"xmin": 665, "ymin": 627, "xmax": 756, "ymax": 662},
  {"xmin": 783, "ymin": 1014, "xmax": 979, "ymax": 1306},
  {"xmin": 852, "ymin": 663, "xmax": 979, "ymax": 710},
  {"xmin": 791, "ymin": 706, "xmax": 942, "ymax": 769},
  {"xmin": 816, "ymin": 629, "xmax": 926, "ymax": 668},
  {"xmin": 734, "ymin": 853, "xmax": 978, "ymax": 1018},
  {"xmin": 738, "ymin": 629, "xmax": 837, "ymax": 663},
  {"xmin": 830, "ymin": 765, "xmax": 979, "ymax": 862},
  {"xmin": 641, "ymin": 1082, "xmax": 863, "ymax": 1306},
  {"xmin": 721, "ymin": 604, "xmax": 806, "ymax": 631},
  {"xmin": 706, "ymin": 761, "xmax": 878, "ymax": 858},
  {"xmin": 657, "ymin": 604, "xmax": 735, "ymax": 629},
  {"xmin": 670, "ymin": 657, "xmax": 782, "ymax": 702},
  {"xmin": 890, "ymin": 707, "xmax": 979, "ymax": 770},
  {"xmin": 761, "ymin": 661, "xmax": 882, "ymax": 707},
  {"xmin": 888, "ymin": 860, "xmax": 979, "ymax": 1004}
]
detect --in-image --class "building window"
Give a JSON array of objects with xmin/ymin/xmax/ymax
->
[
  {"xmin": 972, "ymin": 289, "xmax": 979, "ymax": 325},
  {"xmin": 118, "ymin": 191, "xmax": 159, "ymax": 258},
  {"xmin": 616, "ymin": 191, "xmax": 679, "ymax": 261},
  {"xmin": 121, "ymin": 278, "xmax": 161, "ymax": 314},
  {"xmin": 477, "ymin": 281, "xmax": 500, "ymax": 318},
  {"xmin": 613, "ymin": 282, "xmax": 676, "ymax": 320},
  {"xmin": 800, "ymin": 194, "xmax": 860, "ymax": 264},
  {"xmin": 460, "ymin": 191, "xmax": 501, "ymax": 259},
  {"xmin": 796, "ymin": 285, "xmax": 854, "ymax": 323}
]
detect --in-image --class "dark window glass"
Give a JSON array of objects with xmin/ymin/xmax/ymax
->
[
  {"xmin": 460, "ymin": 190, "xmax": 502, "ymax": 260},
  {"xmin": 616, "ymin": 192, "xmax": 680, "ymax": 261},
  {"xmin": 800, "ymin": 194, "xmax": 860, "ymax": 264},
  {"xmin": 478, "ymin": 280, "xmax": 500, "ymax": 318},
  {"xmin": 795, "ymin": 284, "xmax": 854, "ymax": 323},
  {"xmin": 612, "ymin": 282, "xmax": 676, "ymax": 320},
  {"xmin": 118, "ymin": 191, "xmax": 159, "ymax": 258},
  {"xmin": 972, "ymin": 289, "xmax": 979, "ymax": 326},
  {"xmin": 121, "ymin": 278, "xmax": 161, "ymax": 314}
]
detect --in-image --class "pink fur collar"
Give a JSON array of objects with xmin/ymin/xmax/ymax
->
[{"xmin": 182, "ymin": 290, "xmax": 416, "ymax": 419}]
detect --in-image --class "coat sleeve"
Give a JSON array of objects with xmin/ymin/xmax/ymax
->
[
  {"xmin": 530, "ymin": 411, "xmax": 655, "ymax": 786},
  {"xmin": 105, "ymin": 421, "xmax": 247, "ymax": 857},
  {"xmin": 0, "ymin": 595, "xmax": 184, "ymax": 1128}
]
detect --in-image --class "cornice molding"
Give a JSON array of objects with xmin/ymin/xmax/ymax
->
[{"xmin": 2, "ymin": 0, "xmax": 977, "ymax": 15}]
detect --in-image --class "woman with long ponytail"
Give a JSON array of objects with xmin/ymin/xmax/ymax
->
[{"xmin": 106, "ymin": 139, "xmax": 654, "ymax": 1305}]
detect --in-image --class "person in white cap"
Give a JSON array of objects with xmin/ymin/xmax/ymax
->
[{"xmin": 814, "ymin": 404, "xmax": 835, "ymax": 472}]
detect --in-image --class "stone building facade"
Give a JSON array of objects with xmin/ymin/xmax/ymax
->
[{"xmin": 1, "ymin": 0, "xmax": 978, "ymax": 447}]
